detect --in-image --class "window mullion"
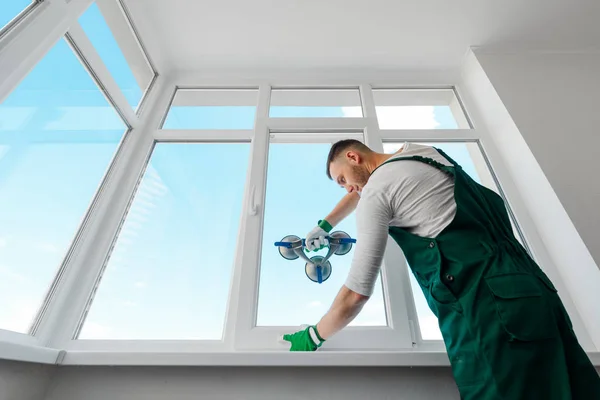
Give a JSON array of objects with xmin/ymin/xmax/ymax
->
[
  {"xmin": 154, "ymin": 129, "xmax": 254, "ymax": 142},
  {"xmin": 379, "ymin": 129, "xmax": 478, "ymax": 141},
  {"xmin": 269, "ymin": 132, "xmax": 364, "ymax": 143},
  {"xmin": 267, "ymin": 117, "xmax": 367, "ymax": 133}
]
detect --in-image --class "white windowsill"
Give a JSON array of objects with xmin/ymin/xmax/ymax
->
[
  {"xmin": 2, "ymin": 339, "xmax": 599, "ymax": 367},
  {"xmin": 60, "ymin": 350, "xmax": 600, "ymax": 367},
  {"xmin": 0, "ymin": 341, "xmax": 60, "ymax": 364}
]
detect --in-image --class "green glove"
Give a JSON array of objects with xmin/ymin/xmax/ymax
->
[{"xmin": 282, "ymin": 325, "xmax": 325, "ymax": 351}]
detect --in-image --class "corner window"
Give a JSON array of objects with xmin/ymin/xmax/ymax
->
[{"xmin": 0, "ymin": 38, "xmax": 127, "ymax": 334}]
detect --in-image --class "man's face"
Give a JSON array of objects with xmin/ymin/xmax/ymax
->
[{"xmin": 329, "ymin": 151, "xmax": 370, "ymax": 194}]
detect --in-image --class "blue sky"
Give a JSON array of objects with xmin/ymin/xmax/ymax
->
[{"xmin": 0, "ymin": 2, "xmax": 484, "ymax": 342}]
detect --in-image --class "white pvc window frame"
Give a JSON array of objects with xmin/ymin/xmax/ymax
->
[
  {"xmin": 66, "ymin": 84, "xmax": 522, "ymax": 356},
  {"xmin": 0, "ymin": 0, "xmax": 161, "ymax": 364}
]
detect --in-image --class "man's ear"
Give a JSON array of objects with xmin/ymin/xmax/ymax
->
[{"xmin": 345, "ymin": 150, "xmax": 361, "ymax": 165}]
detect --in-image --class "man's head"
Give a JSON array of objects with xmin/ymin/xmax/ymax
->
[{"xmin": 326, "ymin": 139, "xmax": 373, "ymax": 194}]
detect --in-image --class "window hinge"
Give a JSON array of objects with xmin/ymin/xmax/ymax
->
[
  {"xmin": 408, "ymin": 320, "xmax": 417, "ymax": 346},
  {"xmin": 55, "ymin": 350, "xmax": 67, "ymax": 365}
]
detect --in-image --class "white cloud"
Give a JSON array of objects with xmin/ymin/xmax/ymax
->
[
  {"xmin": 345, "ymin": 106, "xmax": 439, "ymax": 130},
  {"xmin": 134, "ymin": 281, "xmax": 147, "ymax": 288},
  {"xmin": 0, "ymin": 237, "xmax": 7, "ymax": 248},
  {"xmin": 0, "ymin": 301, "xmax": 38, "ymax": 333},
  {"xmin": 307, "ymin": 301, "xmax": 322, "ymax": 308},
  {"xmin": 419, "ymin": 316, "xmax": 443, "ymax": 341},
  {"xmin": 351, "ymin": 299, "xmax": 387, "ymax": 326},
  {"xmin": 144, "ymin": 179, "xmax": 169, "ymax": 196},
  {"xmin": 79, "ymin": 322, "xmax": 113, "ymax": 339},
  {"xmin": 123, "ymin": 300, "xmax": 137, "ymax": 307},
  {"xmin": 118, "ymin": 237, "xmax": 133, "ymax": 246},
  {"xmin": 133, "ymin": 197, "xmax": 157, "ymax": 211},
  {"xmin": 341, "ymin": 106, "xmax": 363, "ymax": 118},
  {"xmin": 0, "ymin": 265, "xmax": 27, "ymax": 282}
]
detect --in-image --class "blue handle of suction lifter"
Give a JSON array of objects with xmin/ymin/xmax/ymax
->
[
  {"xmin": 273, "ymin": 239, "xmax": 306, "ymax": 248},
  {"xmin": 274, "ymin": 237, "xmax": 355, "ymax": 248}
]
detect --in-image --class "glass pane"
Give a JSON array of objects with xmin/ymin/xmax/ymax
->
[
  {"xmin": 257, "ymin": 143, "xmax": 386, "ymax": 327},
  {"xmin": 382, "ymin": 142, "xmax": 521, "ymax": 341},
  {"xmin": 373, "ymin": 89, "xmax": 467, "ymax": 129},
  {"xmin": 78, "ymin": 143, "xmax": 249, "ymax": 340},
  {"xmin": 79, "ymin": 3, "xmax": 148, "ymax": 108},
  {"xmin": 0, "ymin": 38, "xmax": 127, "ymax": 334},
  {"xmin": 0, "ymin": 0, "xmax": 32, "ymax": 32},
  {"xmin": 270, "ymin": 89, "xmax": 363, "ymax": 118},
  {"xmin": 163, "ymin": 89, "xmax": 258, "ymax": 129}
]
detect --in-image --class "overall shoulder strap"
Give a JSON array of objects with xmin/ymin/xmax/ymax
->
[
  {"xmin": 372, "ymin": 153, "xmax": 454, "ymax": 175},
  {"xmin": 432, "ymin": 147, "xmax": 461, "ymax": 169}
]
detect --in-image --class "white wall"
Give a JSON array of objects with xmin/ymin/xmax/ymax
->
[
  {"xmin": 0, "ymin": 360, "xmax": 55, "ymax": 400},
  {"xmin": 43, "ymin": 366, "xmax": 459, "ymax": 400},
  {"xmin": 459, "ymin": 50, "xmax": 600, "ymax": 350},
  {"xmin": 473, "ymin": 50, "xmax": 600, "ymax": 266}
]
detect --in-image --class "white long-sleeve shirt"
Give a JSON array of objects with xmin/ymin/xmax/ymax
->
[{"xmin": 344, "ymin": 142, "xmax": 457, "ymax": 297}]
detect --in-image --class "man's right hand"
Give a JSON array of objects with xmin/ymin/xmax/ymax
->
[{"xmin": 305, "ymin": 220, "xmax": 333, "ymax": 252}]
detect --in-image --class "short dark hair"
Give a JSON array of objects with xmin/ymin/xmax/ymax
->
[{"xmin": 326, "ymin": 139, "xmax": 370, "ymax": 180}]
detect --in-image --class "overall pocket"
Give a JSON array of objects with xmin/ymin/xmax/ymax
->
[{"xmin": 485, "ymin": 272, "xmax": 557, "ymax": 342}]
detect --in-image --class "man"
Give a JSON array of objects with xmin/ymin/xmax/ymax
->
[{"xmin": 282, "ymin": 139, "xmax": 600, "ymax": 399}]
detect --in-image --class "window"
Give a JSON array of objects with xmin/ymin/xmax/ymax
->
[
  {"xmin": 269, "ymin": 89, "xmax": 363, "ymax": 118},
  {"xmin": 0, "ymin": 38, "xmax": 127, "ymax": 334},
  {"xmin": 257, "ymin": 143, "xmax": 386, "ymax": 327},
  {"xmin": 0, "ymin": 0, "xmax": 35, "ymax": 35},
  {"xmin": 79, "ymin": 2, "xmax": 154, "ymax": 109},
  {"xmin": 162, "ymin": 89, "xmax": 258, "ymax": 129},
  {"xmin": 373, "ymin": 89, "xmax": 469, "ymax": 129},
  {"xmin": 78, "ymin": 143, "xmax": 250, "ymax": 340}
]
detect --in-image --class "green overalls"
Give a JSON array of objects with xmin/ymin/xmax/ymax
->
[{"xmin": 375, "ymin": 149, "xmax": 600, "ymax": 399}]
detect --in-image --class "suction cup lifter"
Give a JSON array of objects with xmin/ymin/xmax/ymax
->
[{"xmin": 274, "ymin": 231, "xmax": 357, "ymax": 283}]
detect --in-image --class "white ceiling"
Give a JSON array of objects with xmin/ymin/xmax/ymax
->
[{"xmin": 124, "ymin": 0, "xmax": 600, "ymax": 75}]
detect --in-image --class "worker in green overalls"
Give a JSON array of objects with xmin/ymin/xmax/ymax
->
[{"xmin": 282, "ymin": 139, "xmax": 600, "ymax": 399}]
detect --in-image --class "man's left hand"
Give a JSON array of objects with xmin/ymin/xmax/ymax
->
[{"xmin": 282, "ymin": 325, "xmax": 325, "ymax": 351}]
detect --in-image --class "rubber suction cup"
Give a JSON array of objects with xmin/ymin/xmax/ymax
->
[
  {"xmin": 305, "ymin": 256, "xmax": 332, "ymax": 283},
  {"xmin": 278, "ymin": 235, "xmax": 301, "ymax": 260},
  {"xmin": 330, "ymin": 231, "xmax": 353, "ymax": 256}
]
